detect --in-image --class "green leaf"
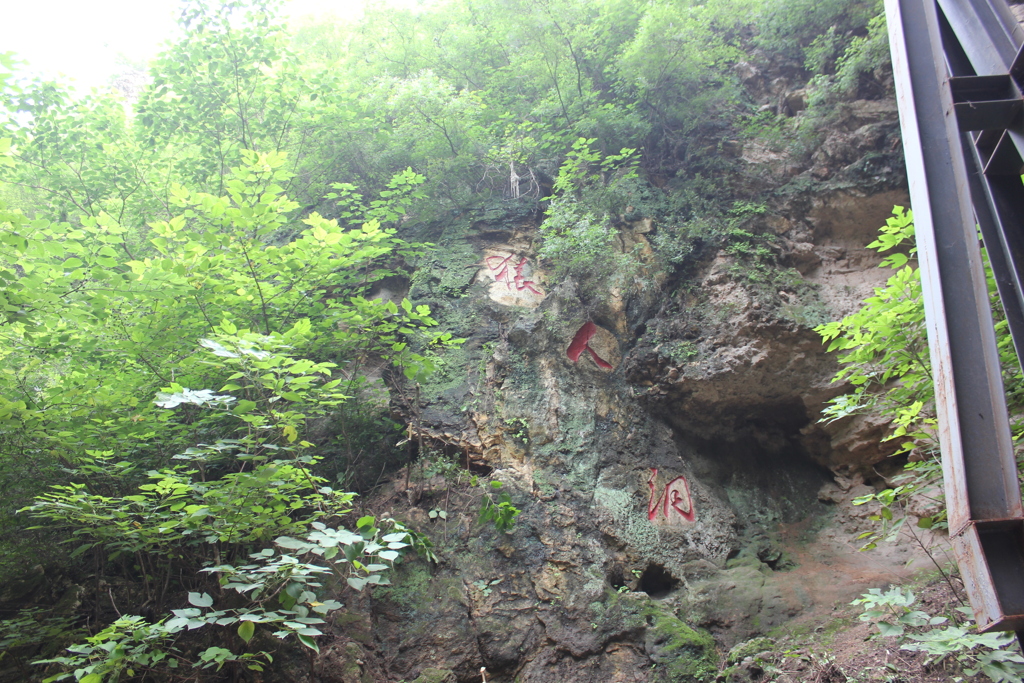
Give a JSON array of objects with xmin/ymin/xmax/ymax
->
[
  {"xmin": 882, "ymin": 252, "xmax": 909, "ymax": 268},
  {"xmin": 275, "ymin": 536, "xmax": 309, "ymax": 550},
  {"xmin": 233, "ymin": 400, "xmax": 258, "ymax": 414},
  {"xmin": 188, "ymin": 592, "xmax": 214, "ymax": 607},
  {"xmin": 297, "ymin": 634, "xmax": 320, "ymax": 653},
  {"xmin": 237, "ymin": 620, "xmax": 255, "ymax": 643},
  {"xmin": 876, "ymin": 621, "xmax": 904, "ymax": 637}
]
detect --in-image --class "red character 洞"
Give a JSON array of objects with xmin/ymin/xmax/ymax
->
[{"xmin": 647, "ymin": 468, "xmax": 695, "ymax": 523}]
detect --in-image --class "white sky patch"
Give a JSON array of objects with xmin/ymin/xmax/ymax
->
[{"xmin": 4, "ymin": 0, "xmax": 367, "ymax": 92}]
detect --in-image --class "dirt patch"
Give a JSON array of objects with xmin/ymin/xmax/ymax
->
[
  {"xmin": 765, "ymin": 514, "xmax": 935, "ymax": 636},
  {"xmin": 748, "ymin": 578, "xmax": 1008, "ymax": 683},
  {"xmin": 733, "ymin": 500, "xmax": 1018, "ymax": 683}
]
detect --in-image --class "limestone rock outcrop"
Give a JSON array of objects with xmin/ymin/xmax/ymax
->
[{"xmin": 325, "ymin": 61, "xmax": 925, "ymax": 683}]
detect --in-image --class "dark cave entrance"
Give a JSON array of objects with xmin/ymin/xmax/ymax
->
[
  {"xmin": 665, "ymin": 403, "xmax": 838, "ymax": 527},
  {"xmin": 410, "ymin": 437, "xmax": 493, "ymax": 476},
  {"xmin": 638, "ymin": 563, "xmax": 679, "ymax": 598}
]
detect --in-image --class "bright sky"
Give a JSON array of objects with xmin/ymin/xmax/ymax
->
[{"xmin": 3, "ymin": 0, "xmax": 364, "ymax": 91}]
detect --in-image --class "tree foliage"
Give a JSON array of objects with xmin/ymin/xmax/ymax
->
[
  {"xmin": 816, "ymin": 207, "xmax": 932, "ymax": 453},
  {"xmin": 817, "ymin": 208, "xmax": 1024, "ymax": 550}
]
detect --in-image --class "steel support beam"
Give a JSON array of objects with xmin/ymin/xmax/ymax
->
[{"xmin": 886, "ymin": 0, "xmax": 1024, "ymax": 633}]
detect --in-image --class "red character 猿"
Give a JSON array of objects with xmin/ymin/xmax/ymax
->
[{"xmin": 486, "ymin": 254, "xmax": 543, "ymax": 295}]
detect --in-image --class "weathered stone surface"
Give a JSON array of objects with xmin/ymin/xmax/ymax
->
[
  {"xmin": 312, "ymin": 641, "xmax": 382, "ymax": 683},
  {"xmin": 412, "ymin": 669, "xmax": 457, "ymax": 683}
]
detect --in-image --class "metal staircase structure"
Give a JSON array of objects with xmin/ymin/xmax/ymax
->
[{"xmin": 885, "ymin": 0, "xmax": 1024, "ymax": 635}]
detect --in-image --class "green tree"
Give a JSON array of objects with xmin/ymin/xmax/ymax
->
[
  {"xmin": 816, "ymin": 207, "xmax": 933, "ymax": 455},
  {"xmin": 817, "ymin": 207, "xmax": 1024, "ymax": 548}
]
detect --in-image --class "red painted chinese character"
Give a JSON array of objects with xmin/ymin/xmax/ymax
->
[
  {"xmin": 567, "ymin": 321, "xmax": 613, "ymax": 369},
  {"xmin": 647, "ymin": 468, "xmax": 695, "ymax": 523},
  {"xmin": 511, "ymin": 257, "xmax": 543, "ymax": 295},
  {"xmin": 486, "ymin": 254, "xmax": 543, "ymax": 295},
  {"xmin": 486, "ymin": 253, "xmax": 516, "ymax": 289}
]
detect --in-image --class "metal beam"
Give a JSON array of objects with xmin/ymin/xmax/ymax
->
[
  {"xmin": 886, "ymin": 0, "xmax": 1024, "ymax": 633},
  {"xmin": 937, "ymin": 0, "xmax": 1022, "ymax": 74},
  {"xmin": 963, "ymin": 136, "xmax": 1024, "ymax": 370}
]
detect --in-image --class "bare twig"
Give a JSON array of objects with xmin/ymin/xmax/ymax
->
[{"xmin": 108, "ymin": 587, "xmax": 122, "ymax": 618}]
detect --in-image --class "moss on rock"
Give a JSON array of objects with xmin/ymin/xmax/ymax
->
[
  {"xmin": 645, "ymin": 602, "xmax": 718, "ymax": 683},
  {"xmin": 726, "ymin": 636, "xmax": 775, "ymax": 665},
  {"xmin": 594, "ymin": 485, "xmax": 662, "ymax": 557},
  {"xmin": 411, "ymin": 668, "xmax": 457, "ymax": 683}
]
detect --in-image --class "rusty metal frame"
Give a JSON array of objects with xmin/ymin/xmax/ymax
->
[{"xmin": 885, "ymin": 0, "xmax": 1024, "ymax": 633}]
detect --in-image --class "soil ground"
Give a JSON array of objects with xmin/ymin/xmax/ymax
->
[{"xmin": 737, "ymin": 517, "xmax": 1021, "ymax": 683}]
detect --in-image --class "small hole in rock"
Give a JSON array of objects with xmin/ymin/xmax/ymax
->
[
  {"xmin": 639, "ymin": 563, "xmax": 678, "ymax": 598},
  {"xmin": 468, "ymin": 462, "xmax": 494, "ymax": 476},
  {"xmin": 608, "ymin": 567, "xmax": 627, "ymax": 592}
]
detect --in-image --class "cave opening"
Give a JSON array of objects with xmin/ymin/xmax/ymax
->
[
  {"xmin": 666, "ymin": 410, "xmax": 837, "ymax": 528},
  {"xmin": 608, "ymin": 567, "xmax": 628, "ymax": 592},
  {"xmin": 411, "ymin": 438, "xmax": 493, "ymax": 477},
  {"xmin": 638, "ymin": 563, "xmax": 678, "ymax": 598},
  {"xmin": 467, "ymin": 461, "xmax": 494, "ymax": 476}
]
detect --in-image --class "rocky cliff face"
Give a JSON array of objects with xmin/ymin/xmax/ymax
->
[{"xmin": 309, "ymin": 83, "xmax": 929, "ymax": 683}]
